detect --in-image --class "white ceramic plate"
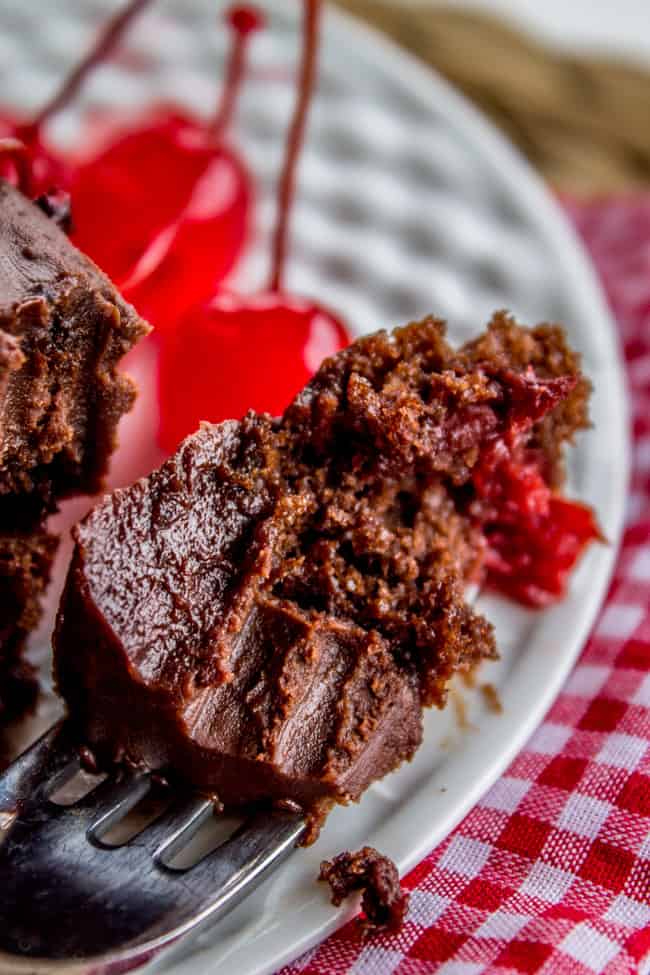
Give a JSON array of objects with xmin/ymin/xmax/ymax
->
[{"xmin": 0, "ymin": 2, "xmax": 628, "ymax": 974}]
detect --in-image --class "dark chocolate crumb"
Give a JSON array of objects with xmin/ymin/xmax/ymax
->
[{"xmin": 319, "ymin": 846, "xmax": 409, "ymax": 939}]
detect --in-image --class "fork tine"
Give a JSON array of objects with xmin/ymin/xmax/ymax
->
[
  {"xmin": 188, "ymin": 808, "xmax": 306, "ymax": 887},
  {"xmin": 139, "ymin": 809, "xmax": 306, "ymax": 973},
  {"xmin": 0, "ymin": 720, "xmax": 77, "ymax": 807},
  {"xmin": 85, "ymin": 771, "xmax": 151, "ymax": 844},
  {"xmin": 137, "ymin": 808, "xmax": 307, "ymax": 968},
  {"xmin": 134, "ymin": 795, "xmax": 215, "ymax": 859},
  {"xmin": 0, "ymin": 723, "xmax": 307, "ymax": 969}
]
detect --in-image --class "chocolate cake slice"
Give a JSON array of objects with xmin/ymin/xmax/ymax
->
[
  {"xmin": 0, "ymin": 179, "xmax": 148, "ymax": 500},
  {"xmin": 0, "ymin": 179, "xmax": 149, "ymax": 717},
  {"xmin": 54, "ymin": 315, "xmax": 592, "ymax": 836},
  {"xmin": 0, "ymin": 524, "xmax": 58, "ymax": 720}
]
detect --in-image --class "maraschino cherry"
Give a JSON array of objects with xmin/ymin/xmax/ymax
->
[
  {"xmin": 0, "ymin": 0, "xmax": 151, "ymax": 198},
  {"xmin": 70, "ymin": 5, "xmax": 263, "ymax": 331},
  {"xmin": 158, "ymin": 0, "xmax": 349, "ymax": 451}
]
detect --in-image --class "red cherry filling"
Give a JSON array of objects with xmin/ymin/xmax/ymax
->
[
  {"xmin": 483, "ymin": 491, "xmax": 600, "ymax": 608},
  {"xmin": 472, "ymin": 375, "xmax": 601, "ymax": 607},
  {"xmin": 157, "ymin": 293, "xmax": 348, "ymax": 451}
]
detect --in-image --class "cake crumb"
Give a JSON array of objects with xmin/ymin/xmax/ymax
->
[
  {"xmin": 460, "ymin": 668, "xmax": 478, "ymax": 689},
  {"xmin": 319, "ymin": 846, "xmax": 409, "ymax": 939},
  {"xmin": 481, "ymin": 683, "xmax": 503, "ymax": 714},
  {"xmin": 450, "ymin": 685, "xmax": 476, "ymax": 732}
]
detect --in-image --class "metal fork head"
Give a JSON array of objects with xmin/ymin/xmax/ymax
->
[{"xmin": 0, "ymin": 721, "xmax": 305, "ymax": 974}]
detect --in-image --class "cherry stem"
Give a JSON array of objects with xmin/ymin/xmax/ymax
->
[
  {"xmin": 30, "ymin": 0, "xmax": 153, "ymax": 132},
  {"xmin": 0, "ymin": 139, "xmax": 32, "ymax": 196},
  {"xmin": 268, "ymin": 0, "xmax": 321, "ymax": 293},
  {"xmin": 210, "ymin": 5, "xmax": 264, "ymax": 141}
]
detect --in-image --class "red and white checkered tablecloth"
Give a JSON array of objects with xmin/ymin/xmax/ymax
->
[{"xmin": 278, "ymin": 197, "xmax": 650, "ymax": 975}]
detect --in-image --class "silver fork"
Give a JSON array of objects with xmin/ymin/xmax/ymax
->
[{"xmin": 0, "ymin": 721, "xmax": 305, "ymax": 974}]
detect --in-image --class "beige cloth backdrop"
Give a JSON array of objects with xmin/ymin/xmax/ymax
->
[{"xmin": 337, "ymin": 2, "xmax": 650, "ymax": 193}]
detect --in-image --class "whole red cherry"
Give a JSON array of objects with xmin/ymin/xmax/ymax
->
[
  {"xmin": 157, "ymin": 292, "xmax": 349, "ymax": 451},
  {"xmin": 70, "ymin": 110, "xmax": 251, "ymax": 330}
]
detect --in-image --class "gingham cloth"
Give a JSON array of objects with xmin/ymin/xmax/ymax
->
[{"xmin": 278, "ymin": 197, "xmax": 650, "ymax": 975}]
